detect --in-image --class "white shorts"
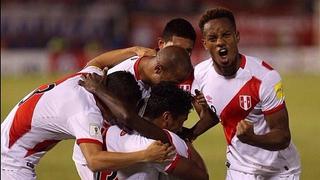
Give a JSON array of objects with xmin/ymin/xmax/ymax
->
[
  {"xmin": 226, "ymin": 169, "xmax": 300, "ymax": 180},
  {"xmin": 1, "ymin": 168, "xmax": 36, "ymax": 180},
  {"xmin": 75, "ymin": 162, "xmax": 95, "ymax": 180}
]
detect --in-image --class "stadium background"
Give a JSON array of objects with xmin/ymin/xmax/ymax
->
[{"xmin": 1, "ymin": 0, "xmax": 320, "ymax": 179}]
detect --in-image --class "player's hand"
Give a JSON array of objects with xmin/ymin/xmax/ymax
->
[
  {"xmin": 143, "ymin": 141, "xmax": 176, "ymax": 163},
  {"xmin": 177, "ymin": 127, "xmax": 195, "ymax": 142},
  {"xmin": 193, "ymin": 89, "xmax": 219, "ymax": 127},
  {"xmin": 236, "ymin": 120, "xmax": 254, "ymax": 143},
  {"xmin": 78, "ymin": 67, "xmax": 108, "ymax": 94},
  {"xmin": 133, "ymin": 46, "xmax": 156, "ymax": 57}
]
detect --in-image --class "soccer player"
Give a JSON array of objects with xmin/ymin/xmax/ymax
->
[
  {"xmin": 72, "ymin": 46, "xmax": 193, "ymax": 179},
  {"xmin": 85, "ymin": 18, "xmax": 196, "ymax": 92},
  {"xmin": 185, "ymin": 7, "xmax": 301, "ymax": 179},
  {"xmin": 1, "ymin": 69, "xmax": 172, "ymax": 180},
  {"xmin": 79, "ymin": 76, "xmax": 209, "ymax": 180}
]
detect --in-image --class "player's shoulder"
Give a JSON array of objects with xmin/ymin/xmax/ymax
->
[
  {"xmin": 243, "ymin": 54, "xmax": 280, "ymax": 80},
  {"xmin": 193, "ymin": 58, "xmax": 212, "ymax": 77}
]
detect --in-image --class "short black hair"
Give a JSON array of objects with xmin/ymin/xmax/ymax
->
[
  {"xmin": 105, "ymin": 71, "xmax": 141, "ymax": 106},
  {"xmin": 199, "ymin": 7, "xmax": 236, "ymax": 32},
  {"xmin": 143, "ymin": 82, "xmax": 193, "ymax": 120},
  {"xmin": 162, "ymin": 18, "xmax": 196, "ymax": 43}
]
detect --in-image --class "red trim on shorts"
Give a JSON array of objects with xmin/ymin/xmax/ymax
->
[
  {"xmin": 77, "ymin": 138, "xmax": 103, "ymax": 145},
  {"xmin": 25, "ymin": 139, "xmax": 61, "ymax": 157},
  {"xmin": 133, "ymin": 57, "xmax": 143, "ymax": 80},
  {"xmin": 239, "ymin": 54, "xmax": 246, "ymax": 69},
  {"xmin": 263, "ymin": 103, "xmax": 286, "ymax": 115},
  {"xmin": 165, "ymin": 154, "xmax": 181, "ymax": 173},
  {"xmin": 262, "ymin": 61, "xmax": 274, "ymax": 70}
]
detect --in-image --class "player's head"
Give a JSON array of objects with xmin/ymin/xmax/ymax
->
[
  {"xmin": 143, "ymin": 82, "xmax": 193, "ymax": 133},
  {"xmin": 199, "ymin": 7, "xmax": 241, "ymax": 76},
  {"xmin": 158, "ymin": 18, "xmax": 196, "ymax": 56},
  {"xmin": 145, "ymin": 46, "xmax": 193, "ymax": 85},
  {"xmin": 106, "ymin": 71, "xmax": 142, "ymax": 106}
]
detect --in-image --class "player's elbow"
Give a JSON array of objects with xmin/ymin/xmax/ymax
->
[
  {"xmin": 86, "ymin": 158, "xmax": 102, "ymax": 172},
  {"xmin": 198, "ymin": 172, "xmax": 209, "ymax": 180},
  {"xmin": 279, "ymin": 132, "xmax": 291, "ymax": 150}
]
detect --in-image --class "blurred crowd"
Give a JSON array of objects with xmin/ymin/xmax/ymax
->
[{"xmin": 1, "ymin": 0, "xmax": 318, "ymax": 71}]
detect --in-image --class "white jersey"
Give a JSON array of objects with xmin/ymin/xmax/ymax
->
[
  {"xmin": 192, "ymin": 54, "xmax": 301, "ymax": 175},
  {"xmin": 1, "ymin": 66, "xmax": 104, "ymax": 173},
  {"xmin": 72, "ymin": 56, "xmax": 152, "ymax": 177},
  {"xmin": 104, "ymin": 126, "xmax": 189, "ymax": 180}
]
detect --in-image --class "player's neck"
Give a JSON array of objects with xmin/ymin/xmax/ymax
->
[{"xmin": 138, "ymin": 57, "xmax": 152, "ymax": 82}]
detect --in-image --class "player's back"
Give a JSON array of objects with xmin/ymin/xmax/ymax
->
[
  {"xmin": 1, "ymin": 67, "xmax": 102, "ymax": 169},
  {"xmin": 105, "ymin": 126, "xmax": 189, "ymax": 180}
]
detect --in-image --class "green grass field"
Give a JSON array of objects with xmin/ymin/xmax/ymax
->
[{"xmin": 1, "ymin": 73, "xmax": 320, "ymax": 179}]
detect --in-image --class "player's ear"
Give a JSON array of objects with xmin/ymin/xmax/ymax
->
[
  {"xmin": 158, "ymin": 37, "xmax": 165, "ymax": 49},
  {"xmin": 202, "ymin": 38, "xmax": 208, "ymax": 50},
  {"xmin": 162, "ymin": 111, "xmax": 173, "ymax": 128},
  {"xmin": 236, "ymin": 31, "xmax": 240, "ymax": 43}
]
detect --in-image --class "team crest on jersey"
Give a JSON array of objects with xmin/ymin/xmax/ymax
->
[
  {"xmin": 89, "ymin": 124, "xmax": 101, "ymax": 137},
  {"xmin": 239, "ymin": 95, "xmax": 252, "ymax": 111}
]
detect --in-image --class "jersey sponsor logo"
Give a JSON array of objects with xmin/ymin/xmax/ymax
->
[
  {"xmin": 89, "ymin": 124, "xmax": 101, "ymax": 137},
  {"xmin": 274, "ymin": 82, "xmax": 284, "ymax": 100},
  {"xmin": 239, "ymin": 95, "xmax": 252, "ymax": 111}
]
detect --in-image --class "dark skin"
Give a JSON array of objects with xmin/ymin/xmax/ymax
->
[
  {"xmin": 190, "ymin": 17, "xmax": 291, "ymax": 151},
  {"xmin": 78, "ymin": 71, "xmax": 209, "ymax": 180}
]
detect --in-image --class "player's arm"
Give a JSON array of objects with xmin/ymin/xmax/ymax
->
[
  {"xmin": 86, "ymin": 46, "xmax": 156, "ymax": 69},
  {"xmin": 78, "ymin": 140, "xmax": 173, "ymax": 172},
  {"xmin": 170, "ymin": 156, "xmax": 209, "ymax": 180},
  {"xmin": 78, "ymin": 72, "xmax": 172, "ymax": 144},
  {"xmin": 236, "ymin": 107, "xmax": 291, "ymax": 151},
  {"xmin": 179, "ymin": 89, "xmax": 219, "ymax": 141},
  {"xmin": 236, "ymin": 71, "xmax": 291, "ymax": 151}
]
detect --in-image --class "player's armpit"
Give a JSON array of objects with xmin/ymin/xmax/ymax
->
[{"xmin": 170, "ymin": 156, "xmax": 209, "ymax": 180}]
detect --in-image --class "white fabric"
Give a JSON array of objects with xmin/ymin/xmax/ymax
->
[
  {"xmin": 192, "ymin": 54, "xmax": 301, "ymax": 176},
  {"xmin": 1, "ymin": 66, "xmax": 104, "ymax": 177},
  {"xmin": 105, "ymin": 126, "xmax": 189, "ymax": 180}
]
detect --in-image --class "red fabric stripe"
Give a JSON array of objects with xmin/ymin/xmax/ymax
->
[
  {"xmin": 133, "ymin": 57, "xmax": 143, "ymax": 80},
  {"xmin": 220, "ymin": 77, "xmax": 261, "ymax": 144},
  {"xmin": 178, "ymin": 70, "xmax": 194, "ymax": 92},
  {"xmin": 9, "ymin": 93, "xmax": 43, "ymax": 148},
  {"xmin": 77, "ymin": 138, "xmax": 103, "ymax": 145},
  {"xmin": 262, "ymin": 61, "xmax": 274, "ymax": 70},
  {"xmin": 165, "ymin": 155, "xmax": 181, "ymax": 173},
  {"xmin": 263, "ymin": 103, "xmax": 285, "ymax": 115},
  {"xmin": 239, "ymin": 54, "xmax": 246, "ymax": 69},
  {"xmin": 8, "ymin": 72, "xmax": 85, "ymax": 148},
  {"xmin": 163, "ymin": 130, "xmax": 174, "ymax": 146},
  {"xmin": 25, "ymin": 140, "xmax": 60, "ymax": 157}
]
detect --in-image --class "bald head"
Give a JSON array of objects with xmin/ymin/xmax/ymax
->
[{"xmin": 156, "ymin": 46, "xmax": 193, "ymax": 82}]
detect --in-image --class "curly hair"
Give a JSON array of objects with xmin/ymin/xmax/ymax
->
[
  {"xmin": 162, "ymin": 18, "xmax": 196, "ymax": 43},
  {"xmin": 143, "ymin": 82, "xmax": 193, "ymax": 120},
  {"xmin": 106, "ymin": 71, "xmax": 141, "ymax": 107},
  {"xmin": 198, "ymin": 7, "xmax": 236, "ymax": 32}
]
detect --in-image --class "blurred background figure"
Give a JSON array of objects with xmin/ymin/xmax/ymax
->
[{"xmin": 1, "ymin": 0, "xmax": 319, "ymax": 74}]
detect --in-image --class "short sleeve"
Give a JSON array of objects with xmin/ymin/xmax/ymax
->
[
  {"xmin": 69, "ymin": 112, "xmax": 104, "ymax": 146},
  {"xmin": 153, "ymin": 130, "xmax": 189, "ymax": 174},
  {"xmin": 259, "ymin": 70, "xmax": 286, "ymax": 115},
  {"xmin": 80, "ymin": 66, "xmax": 103, "ymax": 75}
]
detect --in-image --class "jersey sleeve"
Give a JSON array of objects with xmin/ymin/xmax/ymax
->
[
  {"xmin": 69, "ymin": 112, "xmax": 104, "ymax": 146},
  {"xmin": 259, "ymin": 70, "xmax": 286, "ymax": 115},
  {"xmin": 153, "ymin": 130, "xmax": 189, "ymax": 175},
  {"xmin": 79, "ymin": 66, "xmax": 103, "ymax": 75},
  {"xmin": 191, "ymin": 72, "xmax": 200, "ymax": 96}
]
